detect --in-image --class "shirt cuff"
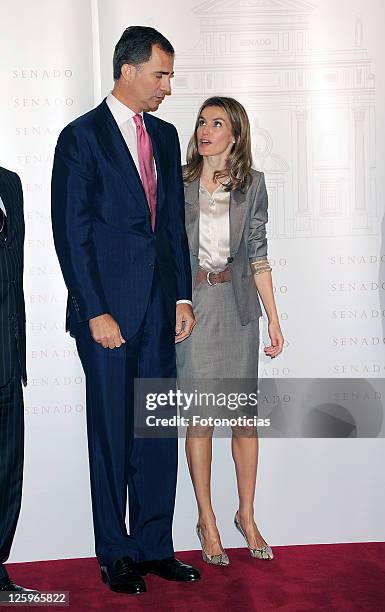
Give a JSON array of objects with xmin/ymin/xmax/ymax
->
[{"xmin": 176, "ymin": 300, "xmax": 193, "ymax": 306}]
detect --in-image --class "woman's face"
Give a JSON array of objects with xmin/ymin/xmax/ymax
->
[{"xmin": 196, "ymin": 105, "xmax": 234, "ymax": 157}]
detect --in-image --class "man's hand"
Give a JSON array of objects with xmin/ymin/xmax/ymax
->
[
  {"xmin": 89, "ymin": 314, "xmax": 126, "ymax": 349},
  {"xmin": 175, "ymin": 303, "xmax": 196, "ymax": 343}
]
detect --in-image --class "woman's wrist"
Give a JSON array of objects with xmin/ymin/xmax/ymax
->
[{"xmin": 268, "ymin": 317, "xmax": 280, "ymax": 325}]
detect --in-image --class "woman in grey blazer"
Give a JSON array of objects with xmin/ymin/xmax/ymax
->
[{"xmin": 176, "ymin": 97, "xmax": 284, "ymax": 566}]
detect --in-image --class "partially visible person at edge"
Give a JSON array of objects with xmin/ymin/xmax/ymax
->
[
  {"xmin": 0, "ymin": 167, "xmax": 36, "ymax": 593},
  {"xmin": 51, "ymin": 26, "xmax": 200, "ymax": 595},
  {"xmin": 176, "ymin": 97, "xmax": 284, "ymax": 566}
]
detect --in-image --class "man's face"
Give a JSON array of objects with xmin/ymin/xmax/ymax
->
[{"xmin": 126, "ymin": 44, "xmax": 174, "ymax": 112}]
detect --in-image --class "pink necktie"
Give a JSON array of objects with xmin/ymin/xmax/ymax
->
[{"xmin": 133, "ymin": 113, "xmax": 157, "ymax": 230}]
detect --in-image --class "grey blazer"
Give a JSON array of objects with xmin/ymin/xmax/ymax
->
[{"xmin": 184, "ymin": 168, "xmax": 269, "ymax": 325}]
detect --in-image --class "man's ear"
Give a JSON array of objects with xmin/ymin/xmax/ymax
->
[{"xmin": 120, "ymin": 63, "xmax": 136, "ymax": 83}]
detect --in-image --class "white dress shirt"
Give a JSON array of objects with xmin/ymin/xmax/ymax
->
[
  {"xmin": 106, "ymin": 92, "xmax": 191, "ymax": 306},
  {"xmin": 198, "ymin": 182, "xmax": 230, "ymax": 272},
  {"xmin": 0, "ymin": 196, "xmax": 6, "ymax": 216},
  {"xmin": 106, "ymin": 92, "xmax": 146, "ymax": 175}
]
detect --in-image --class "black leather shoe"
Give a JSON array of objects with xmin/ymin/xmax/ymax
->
[
  {"xmin": 100, "ymin": 556, "xmax": 146, "ymax": 594},
  {"xmin": 0, "ymin": 577, "xmax": 38, "ymax": 593},
  {"xmin": 136, "ymin": 557, "xmax": 200, "ymax": 582}
]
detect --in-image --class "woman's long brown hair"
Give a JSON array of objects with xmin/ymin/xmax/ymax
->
[{"xmin": 183, "ymin": 96, "xmax": 253, "ymax": 192}]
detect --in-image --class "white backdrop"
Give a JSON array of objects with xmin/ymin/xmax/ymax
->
[{"xmin": 0, "ymin": 0, "xmax": 384, "ymax": 563}]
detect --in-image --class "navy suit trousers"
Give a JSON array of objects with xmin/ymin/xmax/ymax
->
[
  {"xmin": 75, "ymin": 270, "xmax": 178, "ymax": 565},
  {"xmin": 0, "ymin": 350, "xmax": 23, "ymax": 579}
]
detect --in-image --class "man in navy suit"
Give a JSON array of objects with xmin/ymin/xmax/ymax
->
[
  {"xmin": 51, "ymin": 26, "xmax": 199, "ymax": 594},
  {"xmin": 0, "ymin": 168, "xmax": 35, "ymax": 594}
]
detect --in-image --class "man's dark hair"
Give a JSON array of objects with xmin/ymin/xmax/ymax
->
[{"xmin": 113, "ymin": 26, "xmax": 174, "ymax": 80}]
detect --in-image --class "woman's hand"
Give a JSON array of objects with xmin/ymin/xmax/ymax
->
[{"xmin": 264, "ymin": 320, "xmax": 284, "ymax": 359}]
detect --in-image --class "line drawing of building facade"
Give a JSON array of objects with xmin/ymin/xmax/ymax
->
[{"xmin": 162, "ymin": 0, "xmax": 377, "ymax": 238}]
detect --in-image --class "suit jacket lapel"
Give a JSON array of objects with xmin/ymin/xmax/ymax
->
[
  {"xmin": 184, "ymin": 178, "xmax": 248, "ymax": 258},
  {"xmin": 230, "ymin": 187, "xmax": 248, "ymax": 256},
  {"xmin": 184, "ymin": 179, "xmax": 248, "ymax": 258},
  {"xmin": 94, "ymin": 100, "xmax": 149, "ymax": 214},
  {"xmin": 184, "ymin": 178, "xmax": 200, "ymax": 256},
  {"xmin": 0, "ymin": 171, "xmax": 15, "ymax": 244}
]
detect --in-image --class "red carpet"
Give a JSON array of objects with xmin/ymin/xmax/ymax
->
[{"xmin": 7, "ymin": 543, "xmax": 385, "ymax": 611}]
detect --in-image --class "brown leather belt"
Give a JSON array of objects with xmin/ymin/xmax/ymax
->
[{"xmin": 195, "ymin": 267, "xmax": 231, "ymax": 286}]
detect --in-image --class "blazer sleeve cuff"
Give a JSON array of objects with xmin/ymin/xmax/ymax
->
[
  {"xmin": 249, "ymin": 257, "xmax": 272, "ymax": 275},
  {"xmin": 70, "ymin": 294, "xmax": 108, "ymax": 323}
]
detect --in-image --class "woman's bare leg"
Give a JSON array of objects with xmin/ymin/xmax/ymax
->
[
  {"xmin": 231, "ymin": 427, "xmax": 268, "ymax": 548},
  {"xmin": 185, "ymin": 426, "xmax": 225, "ymax": 555}
]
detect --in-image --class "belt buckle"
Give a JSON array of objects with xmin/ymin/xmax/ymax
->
[{"xmin": 206, "ymin": 271, "xmax": 218, "ymax": 286}]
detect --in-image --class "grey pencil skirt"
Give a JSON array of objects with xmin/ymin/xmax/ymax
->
[{"xmin": 176, "ymin": 279, "xmax": 260, "ymax": 422}]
